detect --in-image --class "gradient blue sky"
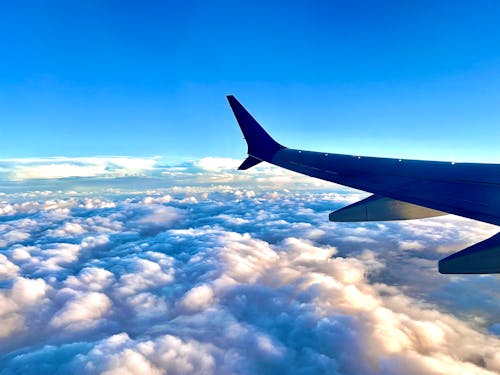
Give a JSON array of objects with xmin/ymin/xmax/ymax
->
[{"xmin": 1, "ymin": 1, "xmax": 500, "ymax": 161}]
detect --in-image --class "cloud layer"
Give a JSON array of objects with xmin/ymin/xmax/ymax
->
[
  {"xmin": 0, "ymin": 157, "xmax": 159, "ymax": 180},
  {"xmin": 0, "ymin": 157, "xmax": 499, "ymax": 374}
]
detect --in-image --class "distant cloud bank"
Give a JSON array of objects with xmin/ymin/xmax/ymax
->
[
  {"xmin": 0, "ymin": 157, "xmax": 499, "ymax": 374},
  {"xmin": 0, "ymin": 156, "xmax": 159, "ymax": 180}
]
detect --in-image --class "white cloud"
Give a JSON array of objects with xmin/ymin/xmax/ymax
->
[
  {"xmin": 0, "ymin": 156, "xmax": 158, "ymax": 180},
  {"xmin": 181, "ymin": 284, "xmax": 214, "ymax": 312},
  {"xmin": 0, "ymin": 230, "xmax": 30, "ymax": 248},
  {"xmin": 64, "ymin": 267, "xmax": 115, "ymax": 292},
  {"xmin": 0, "ymin": 254, "xmax": 20, "ymax": 280},
  {"xmin": 195, "ymin": 157, "xmax": 241, "ymax": 172},
  {"xmin": 399, "ymin": 240, "xmax": 424, "ymax": 250},
  {"xmin": 76, "ymin": 333, "xmax": 216, "ymax": 375},
  {"xmin": 0, "ymin": 159, "xmax": 499, "ymax": 374},
  {"xmin": 145, "ymin": 335, "xmax": 216, "ymax": 374},
  {"xmin": 35, "ymin": 243, "xmax": 81, "ymax": 271},
  {"xmin": 126, "ymin": 293, "xmax": 168, "ymax": 317},
  {"xmin": 15, "ymin": 163, "xmax": 108, "ymax": 180},
  {"xmin": 46, "ymin": 222, "xmax": 86, "ymax": 237},
  {"xmin": 133, "ymin": 205, "xmax": 184, "ymax": 228},
  {"xmin": 115, "ymin": 253, "xmax": 175, "ymax": 297},
  {"xmin": 50, "ymin": 292, "xmax": 111, "ymax": 330},
  {"xmin": 0, "ymin": 277, "xmax": 49, "ymax": 339}
]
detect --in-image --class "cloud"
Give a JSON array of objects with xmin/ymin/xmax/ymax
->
[
  {"xmin": 194, "ymin": 157, "xmax": 241, "ymax": 172},
  {"xmin": 64, "ymin": 267, "xmax": 115, "ymax": 292},
  {"xmin": 0, "ymin": 254, "xmax": 20, "ymax": 280},
  {"xmin": 0, "ymin": 157, "xmax": 158, "ymax": 180},
  {"xmin": 50, "ymin": 292, "xmax": 112, "ymax": 331},
  {"xmin": 115, "ymin": 253, "xmax": 175, "ymax": 297},
  {"xmin": 0, "ymin": 156, "xmax": 355, "ymax": 194},
  {"xmin": 0, "ymin": 158, "xmax": 499, "ymax": 374},
  {"xmin": 132, "ymin": 205, "xmax": 185, "ymax": 233},
  {"xmin": 74, "ymin": 333, "xmax": 217, "ymax": 375},
  {"xmin": 181, "ymin": 284, "xmax": 215, "ymax": 312},
  {"xmin": 0, "ymin": 277, "xmax": 49, "ymax": 339},
  {"xmin": 398, "ymin": 240, "xmax": 424, "ymax": 250}
]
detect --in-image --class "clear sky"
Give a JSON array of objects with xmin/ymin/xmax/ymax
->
[{"xmin": 1, "ymin": 1, "xmax": 500, "ymax": 162}]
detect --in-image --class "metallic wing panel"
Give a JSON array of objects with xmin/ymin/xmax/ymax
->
[
  {"xmin": 439, "ymin": 232, "xmax": 500, "ymax": 274},
  {"xmin": 329, "ymin": 194, "xmax": 446, "ymax": 222}
]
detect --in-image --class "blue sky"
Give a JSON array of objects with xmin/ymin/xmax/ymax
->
[{"xmin": 1, "ymin": 1, "xmax": 500, "ymax": 161}]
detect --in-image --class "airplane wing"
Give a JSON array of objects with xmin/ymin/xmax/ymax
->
[{"xmin": 227, "ymin": 95, "xmax": 500, "ymax": 274}]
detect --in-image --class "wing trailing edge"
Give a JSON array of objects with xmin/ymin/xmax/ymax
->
[{"xmin": 329, "ymin": 195, "xmax": 447, "ymax": 222}]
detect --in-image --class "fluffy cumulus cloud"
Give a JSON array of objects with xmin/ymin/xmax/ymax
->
[{"xmin": 0, "ymin": 156, "xmax": 499, "ymax": 374}]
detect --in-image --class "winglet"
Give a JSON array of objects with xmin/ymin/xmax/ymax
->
[
  {"xmin": 238, "ymin": 155, "xmax": 262, "ymax": 170},
  {"xmin": 227, "ymin": 95, "xmax": 285, "ymax": 162}
]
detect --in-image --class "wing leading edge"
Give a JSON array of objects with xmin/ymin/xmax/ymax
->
[{"xmin": 227, "ymin": 95, "xmax": 500, "ymax": 274}]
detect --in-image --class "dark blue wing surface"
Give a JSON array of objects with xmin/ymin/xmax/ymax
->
[{"xmin": 227, "ymin": 95, "xmax": 500, "ymax": 274}]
